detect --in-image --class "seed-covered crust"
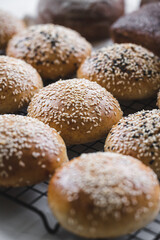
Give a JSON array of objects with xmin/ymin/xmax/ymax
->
[
  {"xmin": 7, "ymin": 24, "xmax": 91, "ymax": 80},
  {"xmin": 0, "ymin": 115, "xmax": 68, "ymax": 187},
  {"xmin": 105, "ymin": 109, "xmax": 160, "ymax": 177},
  {"xmin": 28, "ymin": 78, "xmax": 122, "ymax": 145},
  {"xmin": 0, "ymin": 56, "xmax": 43, "ymax": 113},
  {"xmin": 78, "ymin": 44, "xmax": 160, "ymax": 100},
  {"xmin": 48, "ymin": 152, "xmax": 160, "ymax": 238}
]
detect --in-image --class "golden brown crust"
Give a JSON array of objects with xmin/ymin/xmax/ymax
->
[
  {"xmin": 27, "ymin": 78, "xmax": 123, "ymax": 145},
  {"xmin": 105, "ymin": 109, "xmax": 160, "ymax": 178},
  {"xmin": 0, "ymin": 115, "xmax": 68, "ymax": 187},
  {"xmin": 0, "ymin": 56, "xmax": 43, "ymax": 114},
  {"xmin": 157, "ymin": 91, "xmax": 160, "ymax": 109},
  {"xmin": 48, "ymin": 152, "xmax": 160, "ymax": 238},
  {"xmin": 0, "ymin": 9, "xmax": 25, "ymax": 50},
  {"xmin": 6, "ymin": 24, "xmax": 91, "ymax": 80},
  {"xmin": 77, "ymin": 43, "xmax": 160, "ymax": 100}
]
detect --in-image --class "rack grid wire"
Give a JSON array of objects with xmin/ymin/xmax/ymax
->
[{"xmin": 0, "ymin": 96, "xmax": 160, "ymax": 240}]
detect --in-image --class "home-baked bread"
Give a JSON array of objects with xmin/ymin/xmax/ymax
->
[
  {"xmin": 27, "ymin": 78, "xmax": 123, "ymax": 145},
  {"xmin": 48, "ymin": 152, "xmax": 160, "ymax": 238},
  {"xmin": 105, "ymin": 109, "xmax": 160, "ymax": 178},
  {"xmin": 77, "ymin": 44, "xmax": 160, "ymax": 100},
  {"xmin": 0, "ymin": 9, "xmax": 25, "ymax": 50},
  {"xmin": 0, "ymin": 56, "xmax": 43, "ymax": 114},
  {"xmin": 6, "ymin": 24, "xmax": 91, "ymax": 80},
  {"xmin": 141, "ymin": 0, "xmax": 160, "ymax": 6},
  {"xmin": 111, "ymin": 3, "xmax": 160, "ymax": 57},
  {"xmin": 36, "ymin": 0, "xmax": 124, "ymax": 41},
  {"xmin": 0, "ymin": 115, "xmax": 68, "ymax": 187},
  {"xmin": 157, "ymin": 92, "xmax": 160, "ymax": 109}
]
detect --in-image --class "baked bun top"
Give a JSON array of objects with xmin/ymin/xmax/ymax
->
[
  {"xmin": 48, "ymin": 152, "xmax": 160, "ymax": 238},
  {"xmin": 51, "ymin": 152, "xmax": 159, "ymax": 209},
  {"xmin": 28, "ymin": 78, "xmax": 122, "ymax": 145},
  {"xmin": 105, "ymin": 109, "xmax": 160, "ymax": 175},
  {"xmin": 7, "ymin": 24, "xmax": 91, "ymax": 79},
  {"xmin": 0, "ymin": 56, "xmax": 43, "ymax": 113},
  {"xmin": 77, "ymin": 43, "xmax": 160, "ymax": 100},
  {"xmin": 0, "ymin": 9, "xmax": 25, "ymax": 50},
  {"xmin": 0, "ymin": 114, "xmax": 68, "ymax": 186}
]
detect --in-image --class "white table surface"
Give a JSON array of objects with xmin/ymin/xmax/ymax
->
[{"xmin": 0, "ymin": 1, "xmax": 141, "ymax": 240}]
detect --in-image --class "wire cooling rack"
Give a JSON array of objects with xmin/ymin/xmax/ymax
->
[{"xmin": 0, "ymin": 97, "xmax": 160, "ymax": 240}]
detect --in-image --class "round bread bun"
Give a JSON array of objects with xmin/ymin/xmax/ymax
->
[
  {"xmin": 0, "ymin": 56, "xmax": 43, "ymax": 114},
  {"xmin": 0, "ymin": 115, "xmax": 68, "ymax": 187},
  {"xmin": 157, "ymin": 91, "xmax": 160, "ymax": 109},
  {"xmin": 77, "ymin": 43, "xmax": 160, "ymax": 100},
  {"xmin": 105, "ymin": 109, "xmax": 160, "ymax": 178},
  {"xmin": 6, "ymin": 24, "xmax": 92, "ymax": 80},
  {"xmin": 0, "ymin": 9, "xmax": 25, "ymax": 50},
  {"xmin": 48, "ymin": 152, "xmax": 160, "ymax": 238},
  {"xmin": 27, "ymin": 78, "xmax": 123, "ymax": 145},
  {"xmin": 37, "ymin": 0, "xmax": 124, "ymax": 41}
]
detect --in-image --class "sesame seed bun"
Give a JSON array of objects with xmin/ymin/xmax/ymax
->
[
  {"xmin": 6, "ymin": 24, "xmax": 91, "ymax": 80},
  {"xmin": 0, "ymin": 9, "xmax": 25, "ymax": 50},
  {"xmin": 0, "ymin": 56, "xmax": 43, "ymax": 114},
  {"xmin": 157, "ymin": 91, "xmax": 160, "ymax": 109},
  {"xmin": 0, "ymin": 115, "xmax": 68, "ymax": 187},
  {"xmin": 48, "ymin": 152, "xmax": 160, "ymax": 238},
  {"xmin": 77, "ymin": 43, "xmax": 160, "ymax": 100},
  {"xmin": 105, "ymin": 109, "xmax": 160, "ymax": 178},
  {"xmin": 27, "ymin": 78, "xmax": 123, "ymax": 145}
]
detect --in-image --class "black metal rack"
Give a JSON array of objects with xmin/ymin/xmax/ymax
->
[{"xmin": 0, "ymin": 97, "xmax": 160, "ymax": 240}]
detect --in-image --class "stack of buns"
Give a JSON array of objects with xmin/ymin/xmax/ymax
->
[{"xmin": 0, "ymin": 4, "xmax": 160, "ymax": 239}]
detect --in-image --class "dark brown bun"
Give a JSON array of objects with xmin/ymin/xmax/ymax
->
[
  {"xmin": 37, "ymin": 0, "xmax": 124, "ymax": 41},
  {"xmin": 0, "ymin": 115, "xmax": 68, "ymax": 187},
  {"xmin": 28, "ymin": 78, "xmax": 123, "ymax": 145},
  {"xmin": 77, "ymin": 44, "xmax": 160, "ymax": 100},
  {"xmin": 48, "ymin": 152, "xmax": 160, "ymax": 238},
  {"xmin": 0, "ymin": 56, "xmax": 43, "ymax": 114},
  {"xmin": 105, "ymin": 109, "xmax": 160, "ymax": 178},
  {"xmin": 141, "ymin": 0, "xmax": 160, "ymax": 6},
  {"xmin": 157, "ymin": 91, "xmax": 160, "ymax": 109},
  {"xmin": 6, "ymin": 24, "xmax": 91, "ymax": 81},
  {"xmin": 111, "ymin": 3, "xmax": 160, "ymax": 57},
  {"xmin": 0, "ymin": 9, "xmax": 25, "ymax": 50}
]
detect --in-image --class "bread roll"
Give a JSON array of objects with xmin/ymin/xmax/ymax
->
[
  {"xmin": 0, "ymin": 9, "xmax": 25, "ymax": 50},
  {"xmin": 0, "ymin": 56, "xmax": 43, "ymax": 114},
  {"xmin": 37, "ymin": 0, "xmax": 124, "ymax": 41},
  {"xmin": 48, "ymin": 152, "xmax": 160, "ymax": 238},
  {"xmin": 78, "ymin": 44, "xmax": 160, "ymax": 100},
  {"xmin": 7, "ymin": 24, "xmax": 91, "ymax": 80},
  {"xmin": 0, "ymin": 115, "xmax": 68, "ymax": 187},
  {"xmin": 27, "ymin": 78, "xmax": 123, "ymax": 145},
  {"xmin": 111, "ymin": 3, "xmax": 160, "ymax": 57},
  {"xmin": 105, "ymin": 109, "xmax": 160, "ymax": 178}
]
